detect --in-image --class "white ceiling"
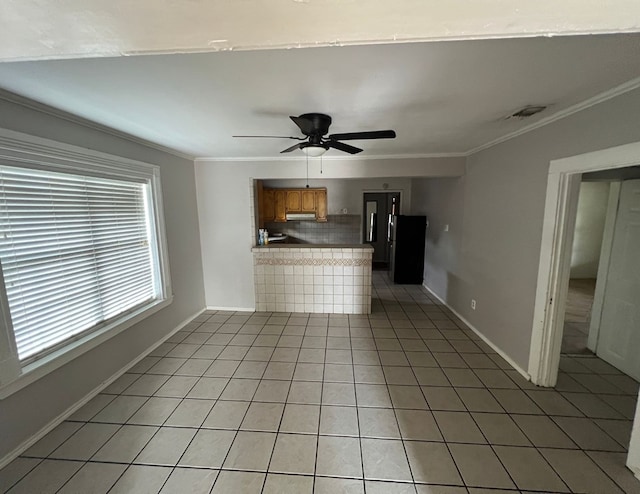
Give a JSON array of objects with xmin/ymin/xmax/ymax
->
[
  {"xmin": 0, "ymin": 34, "xmax": 639, "ymax": 158},
  {"xmin": 1, "ymin": 0, "xmax": 639, "ymax": 62}
]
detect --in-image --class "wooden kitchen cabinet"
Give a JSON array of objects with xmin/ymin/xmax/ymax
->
[
  {"xmin": 315, "ymin": 189, "xmax": 327, "ymax": 222},
  {"xmin": 286, "ymin": 190, "xmax": 302, "ymax": 212},
  {"xmin": 301, "ymin": 190, "xmax": 316, "ymax": 212},
  {"xmin": 274, "ymin": 190, "xmax": 287, "ymax": 222},
  {"xmin": 260, "ymin": 187, "xmax": 327, "ymax": 222},
  {"xmin": 262, "ymin": 188, "xmax": 275, "ymax": 223}
]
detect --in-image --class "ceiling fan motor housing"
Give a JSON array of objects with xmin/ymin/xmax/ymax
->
[{"xmin": 299, "ymin": 113, "xmax": 332, "ymax": 137}]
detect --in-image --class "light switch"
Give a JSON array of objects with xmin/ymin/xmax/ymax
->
[{"xmin": 444, "ymin": 224, "xmax": 449, "ymax": 232}]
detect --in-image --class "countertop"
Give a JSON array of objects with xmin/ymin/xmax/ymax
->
[{"xmin": 252, "ymin": 243, "xmax": 373, "ymax": 252}]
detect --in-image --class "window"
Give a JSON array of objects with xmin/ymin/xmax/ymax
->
[{"xmin": 0, "ymin": 130, "xmax": 171, "ymax": 391}]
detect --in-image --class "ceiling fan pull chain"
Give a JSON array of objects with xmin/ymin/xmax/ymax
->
[
  {"xmin": 320, "ymin": 155, "xmax": 323, "ymax": 175},
  {"xmin": 306, "ymin": 153, "xmax": 309, "ymax": 188}
]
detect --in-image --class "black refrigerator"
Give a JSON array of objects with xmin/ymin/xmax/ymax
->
[{"xmin": 389, "ymin": 215, "xmax": 427, "ymax": 284}]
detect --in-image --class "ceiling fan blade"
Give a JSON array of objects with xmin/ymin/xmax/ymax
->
[
  {"xmin": 328, "ymin": 130, "xmax": 396, "ymax": 141},
  {"xmin": 233, "ymin": 135, "xmax": 304, "ymax": 140},
  {"xmin": 280, "ymin": 143, "xmax": 305, "ymax": 154},
  {"xmin": 290, "ymin": 115, "xmax": 316, "ymax": 136},
  {"xmin": 326, "ymin": 140, "xmax": 363, "ymax": 154}
]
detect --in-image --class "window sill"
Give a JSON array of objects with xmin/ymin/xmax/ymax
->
[{"xmin": 0, "ymin": 296, "xmax": 173, "ymax": 400}]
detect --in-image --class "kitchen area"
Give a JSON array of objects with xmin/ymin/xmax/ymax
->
[{"xmin": 251, "ymin": 178, "xmax": 426, "ymax": 315}]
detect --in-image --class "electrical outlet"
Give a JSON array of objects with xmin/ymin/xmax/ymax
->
[{"xmin": 471, "ymin": 299, "xmax": 476, "ymax": 310}]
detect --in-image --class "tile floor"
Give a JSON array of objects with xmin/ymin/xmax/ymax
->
[
  {"xmin": 1, "ymin": 274, "xmax": 639, "ymax": 493},
  {"xmin": 561, "ymin": 278, "xmax": 597, "ymax": 355}
]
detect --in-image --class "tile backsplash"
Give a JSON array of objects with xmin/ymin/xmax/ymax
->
[{"xmin": 265, "ymin": 214, "xmax": 360, "ymax": 244}]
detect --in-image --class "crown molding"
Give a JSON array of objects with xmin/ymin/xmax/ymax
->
[
  {"xmin": 465, "ymin": 75, "xmax": 640, "ymax": 156},
  {"xmin": 194, "ymin": 152, "xmax": 467, "ymax": 163},
  {"xmin": 0, "ymin": 89, "xmax": 195, "ymax": 161}
]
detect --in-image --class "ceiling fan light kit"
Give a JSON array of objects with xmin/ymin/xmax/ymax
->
[{"xmin": 233, "ymin": 112, "xmax": 396, "ymax": 156}]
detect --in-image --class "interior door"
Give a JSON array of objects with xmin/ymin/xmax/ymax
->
[
  {"xmin": 596, "ymin": 179, "xmax": 640, "ymax": 380},
  {"xmin": 363, "ymin": 192, "xmax": 400, "ymax": 266}
]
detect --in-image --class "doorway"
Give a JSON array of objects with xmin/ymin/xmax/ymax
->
[
  {"xmin": 363, "ymin": 192, "xmax": 400, "ymax": 269},
  {"xmin": 529, "ymin": 141, "xmax": 640, "ymax": 480}
]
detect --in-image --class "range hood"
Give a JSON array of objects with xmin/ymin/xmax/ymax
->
[{"xmin": 285, "ymin": 213, "xmax": 316, "ymax": 221}]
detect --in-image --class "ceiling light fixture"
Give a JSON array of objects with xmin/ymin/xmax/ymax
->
[{"xmin": 301, "ymin": 144, "xmax": 328, "ymax": 157}]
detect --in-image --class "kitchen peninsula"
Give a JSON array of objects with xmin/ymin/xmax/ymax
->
[{"xmin": 252, "ymin": 244, "xmax": 373, "ymax": 314}]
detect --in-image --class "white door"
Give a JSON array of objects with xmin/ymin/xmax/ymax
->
[{"xmin": 596, "ymin": 179, "xmax": 640, "ymax": 380}]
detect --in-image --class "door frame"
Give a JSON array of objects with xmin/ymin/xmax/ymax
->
[
  {"xmin": 528, "ymin": 140, "xmax": 640, "ymax": 481},
  {"xmin": 361, "ymin": 189, "xmax": 404, "ymax": 241}
]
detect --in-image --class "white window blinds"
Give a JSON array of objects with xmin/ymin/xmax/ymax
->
[{"xmin": 0, "ymin": 164, "xmax": 158, "ymax": 362}]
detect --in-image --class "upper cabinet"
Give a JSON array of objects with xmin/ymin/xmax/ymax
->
[{"xmin": 259, "ymin": 185, "xmax": 327, "ymax": 222}]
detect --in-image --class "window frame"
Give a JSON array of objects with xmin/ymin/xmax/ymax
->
[{"xmin": 0, "ymin": 128, "xmax": 172, "ymax": 398}]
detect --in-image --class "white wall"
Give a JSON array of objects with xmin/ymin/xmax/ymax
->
[
  {"xmin": 262, "ymin": 178, "xmax": 413, "ymax": 216},
  {"xmin": 569, "ymin": 181, "xmax": 610, "ymax": 278},
  {"xmin": 0, "ymin": 98, "xmax": 206, "ymax": 461},
  {"xmin": 195, "ymin": 157, "xmax": 464, "ymax": 309},
  {"xmin": 411, "ymin": 87, "xmax": 640, "ymax": 371}
]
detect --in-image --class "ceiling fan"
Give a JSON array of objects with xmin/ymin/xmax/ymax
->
[{"xmin": 233, "ymin": 113, "xmax": 396, "ymax": 156}]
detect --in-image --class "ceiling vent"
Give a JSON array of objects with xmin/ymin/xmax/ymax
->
[{"xmin": 506, "ymin": 105, "xmax": 548, "ymax": 120}]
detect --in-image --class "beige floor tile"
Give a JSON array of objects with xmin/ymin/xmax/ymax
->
[
  {"xmin": 367, "ymin": 481, "xmax": 418, "ymax": 493},
  {"xmin": 164, "ymin": 399, "xmax": 214, "ymax": 427},
  {"xmin": 159, "ymin": 468, "xmax": 219, "ymax": 494},
  {"xmin": 433, "ymin": 411, "xmax": 486, "ymax": 444},
  {"xmin": 91, "ymin": 395, "xmax": 148, "ymax": 423},
  {"xmin": 384, "ymin": 367, "xmax": 418, "ymax": 385},
  {"xmin": 316, "ymin": 435, "xmax": 363, "ymax": 478},
  {"xmin": 263, "ymin": 473, "xmax": 314, "ymax": 494},
  {"xmin": 511, "ymin": 414, "xmax": 577, "ymax": 448},
  {"xmin": 127, "ymin": 397, "xmax": 181, "ymax": 426},
  {"xmin": 0, "ymin": 458, "xmax": 40, "ymax": 493},
  {"xmin": 355, "ymin": 383, "xmax": 393, "ymax": 407},
  {"xmin": 263, "ymin": 362, "xmax": 296, "ymax": 379},
  {"xmin": 109, "ymin": 465, "xmax": 172, "ymax": 494},
  {"xmin": 320, "ymin": 405, "xmax": 359, "ymax": 436},
  {"xmin": 135, "ymin": 427, "xmax": 196, "ymax": 466},
  {"xmin": 68, "ymin": 394, "xmax": 116, "ymax": 422},
  {"xmin": 474, "ymin": 369, "xmax": 518, "ymax": 389},
  {"xmin": 287, "ymin": 381, "xmax": 323, "ymax": 404},
  {"xmin": 314, "ymin": 476, "xmax": 364, "ymax": 493},
  {"xmin": 241, "ymin": 402, "xmax": 285, "ymax": 431},
  {"xmin": 178, "ymin": 429, "xmax": 235, "ymax": 468},
  {"xmin": 494, "ymin": 445, "xmax": 568, "ymax": 492},
  {"xmin": 93, "ymin": 424, "xmax": 157, "ymax": 463},
  {"xmin": 24, "ymin": 422, "xmax": 83, "ymax": 458},
  {"xmin": 175, "ymin": 358, "xmax": 213, "ymax": 376},
  {"xmin": 186, "ymin": 377, "xmax": 229, "ymax": 399},
  {"xmin": 8, "ymin": 460, "xmax": 83, "ymax": 494},
  {"xmin": 49, "ymin": 423, "xmax": 120, "ymax": 460},
  {"xmin": 416, "ymin": 485, "xmax": 467, "ymax": 494},
  {"xmin": 552, "ymin": 416, "xmax": 625, "ymax": 451},
  {"xmin": 204, "ymin": 360, "xmax": 241, "ymax": 377},
  {"xmin": 353, "ymin": 350, "xmax": 381, "ymax": 365},
  {"xmin": 563, "ymin": 392, "xmax": 624, "ymax": 419},
  {"xmin": 404, "ymin": 441, "xmax": 462, "ymax": 485},
  {"xmin": 202, "ymin": 400, "xmax": 250, "ymax": 429},
  {"xmin": 358, "ymin": 407, "xmax": 401, "ymax": 438},
  {"xmin": 323, "ymin": 382, "xmax": 356, "ymax": 406},
  {"xmin": 270, "ymin": 347, "xmax": 300, "ymax": 362},
  {"xmin": 223, "ymin": 431, "xmax": 277, "ymax": 471},
  {"xmin": 388, "ymin": 386, "xmax": 428, "ymax": 409},
  {"xmin": 58, "ymin": 462, "xmax": 127, "ymax": 494},
  {"xmin": 294, "ymin": 363, "xmax": 324, "ymax": 381},
  {"xmin": 421, "ymin": 386, "xmax": 465, "ymax": 411},
  {"xmin": 448, "ymin": 443, "xmax": 515, "ymax": 489},
  {"xmin": 233, "ymin": 360, "xmax": 268, "ymax": 378},
  {"xmin": 490, "ymin": 389, "xmax": 543, "ymax": 414},
  {"xmin": 211, "ymin": 471, "xmax": 265, "ymax": 493},
  {"xmin": 353, "ymin": 365, "xmax": 386, "ymax": 384},
  {"xmin": 472, "ymin": 412, "xmax": 530, "ymax": 446},
  {"xmin": 405, "ymin": 352, "xmax": 438, "ymax": 367},
  {"xmin": 540, "ymin": 448, "xmax": 624, "ymax": 493},
  {"xmin": 361, "ymin": 438, "xmax": 412, "ymax": 482},
  {"xmin": 280, "ymin": 404, "xmax": 320, "ymax": 434},
  {"xmin": 456, "ymin": 388, "xmax": 503, "ymax": 412},
  {"xmin": 154, "ymin": 376, "xmax": 199, "ymax": 398},
  {"xmin": 526, "ymin": 390, "xmax": 583, "ymax": 416},
  {"xmin": 254, "ymin": 379, "xmax": 291, "ymax": 402},
  {"xmin": 395, "ymin": 409, "xmax": 443, "ymax": 441},
  {"xmin": 595, "ymin": 418, "xmax": 633, "ymax": 447},
  {"xmin": 269, "ymin": 433, "xmax": 317, "ymax": 474},
  {"xmin": 219, "ymin": 378, "xmax": 260, "ymax": 400},
  {"xmin": 587, "ymin": 451, "xmax": 640, "ymax": 494},
  {"xmin": 413, "ymin": 368, "xmax": 449, "ymax": 386},
  {"xmin": 297, "ymin": 348, "xmax": 325, "ymax": 363},
  {"xmin": 324, "ymin": 363, "xmax": 355, "ymax": 382}
]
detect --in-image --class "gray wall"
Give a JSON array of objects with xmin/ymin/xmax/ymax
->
[
  {"xmin": 411, "ymin": 87, "xmax": 640, "ymax": 371},
  {"xmin": 570, "ymin": 182, "xmax": 609, "ymax": 279},
  {"xmin": 0, "ymin": 99, "xmax": 206, "ymax": 459}
]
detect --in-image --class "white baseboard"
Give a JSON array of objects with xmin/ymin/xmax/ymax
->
[
  {"xmin": 206, "ymin": 306, "xmax": 255, "ymax": 312},
  {"xmin": 0, "ymin": 308, "xmax": 205, "ymax": 470},
  {"xmin": 422, "ymin": 282, "xmax": 531, "ymax": 381}
]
